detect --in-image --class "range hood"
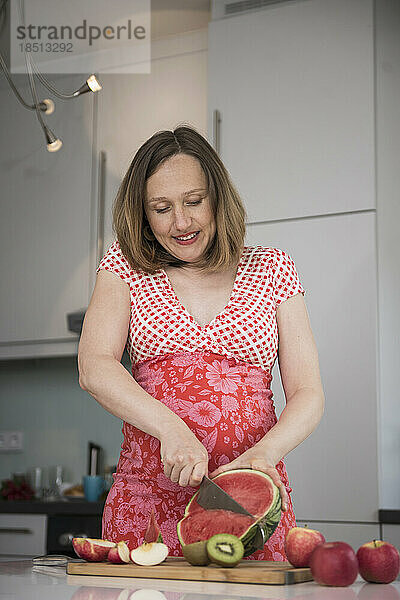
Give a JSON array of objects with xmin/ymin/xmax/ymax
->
[
  {"xmin": 67, "ymin": 310, "xmax": 86, "ymax": 334},
  {"xmin": 68, "ymin": 308, "xmax": 130, "ymax": 365}
]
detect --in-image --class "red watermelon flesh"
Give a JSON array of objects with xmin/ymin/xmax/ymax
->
[
  {"xmin": 179, "ymin": 509, "xmax": 255, "ymax": 545},
  {"xmin": 187, "ymin": 470, "xmax": 274, "ymax": 518}
]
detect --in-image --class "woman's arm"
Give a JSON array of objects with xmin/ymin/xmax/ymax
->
[
  {"xmin": 78, "ymin": 270, "xmax": 209, "ymax": 487},
  {"xmin": 78, "ymin": 270, "xmax": 185, "ymax": 440},
  {"xmin": 258, "ymin": 292, "xmax": 325, "ymax": 462}
]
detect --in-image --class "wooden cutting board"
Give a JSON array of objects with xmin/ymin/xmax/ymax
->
[{"xmin": 67, "ymin": 557, "xmax": 313, "ymax": 585}]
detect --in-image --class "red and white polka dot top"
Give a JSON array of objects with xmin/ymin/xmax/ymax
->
[{"xmin": 96, "ymin": 240, "xmax": 305, "ymax": 373}]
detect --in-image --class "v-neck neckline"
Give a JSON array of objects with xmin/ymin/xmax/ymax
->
[{"xmin": 159, "ymin": 246, "xmax": 248, "ymax": 330}]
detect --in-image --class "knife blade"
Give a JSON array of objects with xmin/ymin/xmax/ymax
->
[{"xmin": 197, "ymin": 476, "xmax": 254, "ymax": 518}]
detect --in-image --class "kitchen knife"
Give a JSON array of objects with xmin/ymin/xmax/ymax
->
[{"xmin": 197, "ymin": 476, "xmax": 254, "ymax": 517}]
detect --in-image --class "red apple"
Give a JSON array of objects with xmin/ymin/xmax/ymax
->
[
  {"xmin": 309, "ymin": 541, "xmax": 359, "ymax": 586},
  {"xmin": 72, "ymin": 537, "xmax": 116, "ymax": 562},
  {"xmin": 284, "ymin": 525, "xmax": 326, "ymax": 567},
  {"xmin": 356, "ymin": 539, "xmax": 400, "ymax": 584},
  {"xmin": 144, "ymin": 508, "xmax": 163, "ymax": 543},
  {"xmin": 107, "ymin": 540, "xmax": 131, "ymax": 564}
]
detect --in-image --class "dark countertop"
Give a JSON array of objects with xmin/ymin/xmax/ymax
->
[
  {"xmin": 0, "ymin": 498, "xmax": 105, "ymax": 515},
  {"xmin": 379, "ymin": 509, "xmax": 400, "ymax": 524}
]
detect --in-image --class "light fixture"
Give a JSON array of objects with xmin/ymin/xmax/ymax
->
[
  {"xmin": 41, "ymin": 98, "xmax": 55, "ymax": 115},
  {"xmin": 30, "ymin": 60, "xmax": 102, "ymax": 100},
  {"xmin": 44, "ymin": 126, "xmax": 62, "ymax": 153},
  {"xmin": 0, "ymin": 0, "xmax": 102, "ymax": 152},
  {"xmin": 0, "ymin": 52, "xmax": 55, "ymax": 113},
  {"xmin": 74, "ymin": 75, "xmax": 102, "ymax": 97}
]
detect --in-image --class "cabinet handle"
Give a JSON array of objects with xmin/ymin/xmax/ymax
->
[
  {"xmin": 97, "ymin": 150, "xmax": 107, "ymax": 266},
  {"xmin": 213, "ymin": 109, "xmax": 221, "ymax": 155},
  {"xmin": 0, "ymin": 527, "xmax": 33, "ymax": 534}
]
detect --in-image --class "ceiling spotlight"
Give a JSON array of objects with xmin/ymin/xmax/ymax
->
[
  {"xmin": 44, "ymin": 125, "xmax": 62, "ymax": 152},
  {"xmin": 86, "ymin": 75, "xmax": 102, "ymax": 92},
  {"xmin": 74, "ymin": 75, "xmax": 102, "ymax": 97},
  {"xmin": 41, "ymin": 99, "xmax": 55, "ymax": 115}
]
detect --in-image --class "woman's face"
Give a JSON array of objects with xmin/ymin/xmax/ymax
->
[{"xmin": 144, "ymin": 153, "xmax": 216, "ymax": 266}]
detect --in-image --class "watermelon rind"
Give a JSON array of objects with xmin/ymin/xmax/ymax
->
[{"xmin": 177, "ymin": 468, "xmax": 282, "ymax": 557}]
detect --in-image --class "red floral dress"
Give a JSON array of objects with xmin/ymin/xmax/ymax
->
[{"xmin": 96, "ymin": 241, "xmax": 306, "ymax": 560}]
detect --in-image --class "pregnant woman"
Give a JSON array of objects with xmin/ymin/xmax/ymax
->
[{"xmin": 78, "ymin": 125, "xmax": 325, "ymax": 560}]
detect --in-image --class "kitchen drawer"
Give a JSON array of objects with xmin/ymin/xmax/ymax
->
[{"xmin": 0, "ymin": 514, "xmax": 47, "ymax": 556}]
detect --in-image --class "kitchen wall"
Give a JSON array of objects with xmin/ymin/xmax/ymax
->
[{"xmin": 0, "ymin": 355, "xmax": 130, "ymax": 485}]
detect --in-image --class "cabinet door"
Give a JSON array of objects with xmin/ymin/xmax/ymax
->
[
  {"xmin": 245, "ymin": 212, "xmax": 379, "ymax": 522},
  {"xmin": 0, "ymin": 75, "xmax": 94, "ymax": 350},
  {"xmin": 208, "ymin": 0, "xmax": 375, "ymax": 222}
]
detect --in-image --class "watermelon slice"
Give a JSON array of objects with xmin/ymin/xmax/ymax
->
[{"xmin": 177, "ymin": 468, "xmax": 282, "ymax": 557}]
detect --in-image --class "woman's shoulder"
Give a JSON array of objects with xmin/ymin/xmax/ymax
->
[
  {"xmin": 97, "ymin": 239, "xmax": 144, "ymax": 284},
  {"xmin": 244, "ymin": 245, "xmax": 305, "ymax": 304},
  {"xmin": 244, "ymin": 244, "xmax": 292, "ymax": 265}
]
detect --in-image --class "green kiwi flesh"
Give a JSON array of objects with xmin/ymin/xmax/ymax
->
[
  {"xmin": 182, "ymin": 540, "xmax": 210, "ymax": 566},
  {"xmin": 206, "ymin": 534, "xmax": 244, "ymax": 567}
]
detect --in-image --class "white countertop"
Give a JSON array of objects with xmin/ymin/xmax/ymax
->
[{"xmin": 1, "ymin": 557, "xmax": 399, "ymax": 599}]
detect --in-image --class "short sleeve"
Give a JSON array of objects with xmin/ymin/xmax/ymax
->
[
  {"xmin": 270, "ymin": 248, "xmax": 306, "ymax": 307},
  {"xmin": 96, "ymin": 240, "xmax": 133, "ymax": 285}
]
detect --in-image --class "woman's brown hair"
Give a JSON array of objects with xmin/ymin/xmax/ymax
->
[{"xmin": 112, "ymin": 124, "xmax": 247, "ymax": 274}]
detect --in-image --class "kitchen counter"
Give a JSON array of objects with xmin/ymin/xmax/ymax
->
[{"xmin": 1, "ymin": 558, "xmax": 399, "ymax": 599}]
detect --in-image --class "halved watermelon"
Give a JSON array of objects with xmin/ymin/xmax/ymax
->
[{"xmin": 177, "ymin": 468, "xmax": 282, "ymax": 557}]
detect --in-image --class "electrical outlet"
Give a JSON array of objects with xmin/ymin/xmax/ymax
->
[
  {"xmin": 9, "ymin": 431, "xmax": 23, "ymax": 450},
  {"xmin": 0, "ymin": 431, "xmax": 23, "ymax": 452}
]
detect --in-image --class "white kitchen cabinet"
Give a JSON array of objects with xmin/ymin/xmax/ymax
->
[
  {"xmin": 0, "ymin": 75, "xmax": 95, "ymax": 358},
  {"xmin": 245, "ymin": 212, "xmax": 378, "ymax": 523},
  {"xmin": 0, "ymin": 514, "xmax": 47, "ymax": 556},
  {"xmin": 0, "ymin": 31, "xmax": 208, "ymax": 359},
  {"xmin": 208, "ymin": 0, "xmax": 375, "ymax": 223},
  {"xmin": 96, "ymin": 30, "xmax": 208, "ymax": 262}
]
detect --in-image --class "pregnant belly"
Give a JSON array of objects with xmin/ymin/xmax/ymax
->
[{"xmin": 118, "ymin": 350, "xmax": 278, "ymax": 474}]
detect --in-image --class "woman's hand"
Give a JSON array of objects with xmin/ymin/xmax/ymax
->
[
  {"xmin": 208, "ymin": 445, "xmax": 289, "ymax": 512},
  {"xmin": 159, "ymin": 424, "xmax": 209, "ymax": 488}
]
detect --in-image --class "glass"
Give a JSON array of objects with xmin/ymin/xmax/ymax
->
[{"xmin": 28, "ymin": 467, "xmax": 43, "ymax": 499}]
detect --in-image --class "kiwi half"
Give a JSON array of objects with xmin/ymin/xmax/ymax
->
[
  {"xmin": 206, "ymin": 534, "xmax": 244, "ymax": 567},
  {"xmin": 182, "ymin": 540, "xmax": 210, "ymax": 566}
]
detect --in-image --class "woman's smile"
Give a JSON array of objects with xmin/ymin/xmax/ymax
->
[{"xmin": 172, "ymin": 231, "xmax": 200, "ymax": 245}]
